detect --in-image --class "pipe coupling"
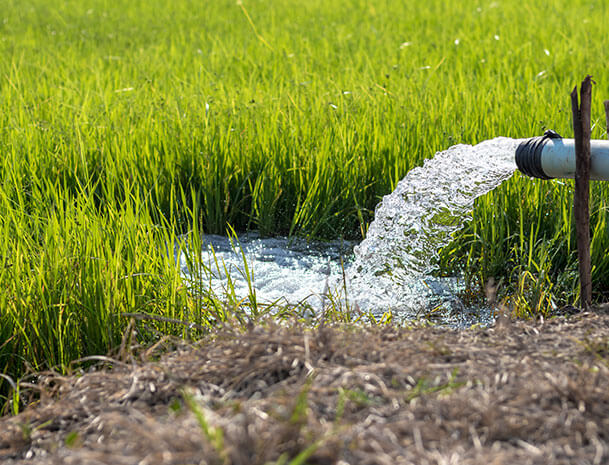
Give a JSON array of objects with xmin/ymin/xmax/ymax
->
[{"xmin": 515, "ymin": 130, "xmax": 562, "ymax": 179}]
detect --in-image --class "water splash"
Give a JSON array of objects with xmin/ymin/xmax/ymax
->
[
  {"xmin": 345, "ymin": 137, "xmax": 520, "ymax": 316},
  {"xmin": 180, "ymin": 234, "xmax": 353, "ymax": 310},
  {"xmin": 181, "ymin": 137, "xmax": 521, "ymax": 325},
  {"xmin": 353, "ymin": 138, "xmax": 519, "ymax": 277}
]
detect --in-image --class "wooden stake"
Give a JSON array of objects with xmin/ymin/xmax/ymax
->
[
  {"xmin": 604, "ymin": 100, "xmax": 609, "ymax": 139},
  {"xmin": 570, "ymin": 76, "xmax": 592, "ymax": 309}
]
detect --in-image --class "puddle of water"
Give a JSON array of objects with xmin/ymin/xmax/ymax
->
[
  {"xmin": 180, "ymin": 233, "xmax": 353, "ymax": 311},
  {"xmin": 180, "ymin": 138, "xmax": 521, "ymax": 327}
]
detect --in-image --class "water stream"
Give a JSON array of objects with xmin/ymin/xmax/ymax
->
[{"xmin": 180, "ymin": 137, "xmax": 521, "ymax": 326}]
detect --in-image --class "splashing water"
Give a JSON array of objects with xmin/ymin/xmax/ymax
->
[
  {"xmin": 353, "ymin": 138, "xmax": 520, "ymax": 276},
  {"xmin": 181, "ymin": 137, "xmax": 521, "ymax": 325},
  {"xmin": 181, "ymin": 234, "xmax": 352, "ymax": 310},
  {"xmin": 345, "ymin": 137, "xmax": 520, "ymax": 315}
]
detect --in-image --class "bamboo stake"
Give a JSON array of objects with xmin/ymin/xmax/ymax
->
[{"xmin": 570, "ymin": 76, "xmax": 593, "ymax": 310}]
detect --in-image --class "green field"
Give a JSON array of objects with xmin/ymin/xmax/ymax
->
[{"xmin": 1, "ymin": 0, "xmax": 609, "ymax": 407}]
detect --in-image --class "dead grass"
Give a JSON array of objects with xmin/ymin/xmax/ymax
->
[{"xmin": 3, "ymin": 310, "xmax": 609, "ymax": 464}]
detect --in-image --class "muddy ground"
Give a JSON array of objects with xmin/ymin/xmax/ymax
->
[{"xmin": 2, "ymin": 309, "xmax": 609, "ymax": 465}]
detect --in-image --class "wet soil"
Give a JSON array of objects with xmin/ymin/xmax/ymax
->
[{"xmin": 2, "ymin": 308, "xmax": 609, "ymax": 464}]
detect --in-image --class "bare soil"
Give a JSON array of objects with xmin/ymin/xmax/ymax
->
[{"xmin": 2, "ymin": 308, "xmax": 609, "ymax": 465}]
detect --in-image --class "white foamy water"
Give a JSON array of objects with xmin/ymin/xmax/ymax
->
[
  {"xmin": 346, "ymin": 137, "xmax": 520, "ymax": 315},
  {"xmin": 180, "ymin": 234, "xmax": 353, "ymax": 311},
  {"xmin": 180, "ymin": 138, "xmax": 521, "ymax": 325}
]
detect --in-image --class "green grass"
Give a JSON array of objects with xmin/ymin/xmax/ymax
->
[{"xmin": 1, "ymin": 0, "xmax": 609, "ymax": 406}]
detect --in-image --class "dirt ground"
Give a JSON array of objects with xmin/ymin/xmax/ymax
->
[{"xmin": 2, "ymin": 308, "xmax": 609, "ymax": 465}]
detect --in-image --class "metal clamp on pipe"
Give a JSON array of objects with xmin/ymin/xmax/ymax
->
[{"xmin": 516, "ymin": 130, "xmax": 609, "ymax": 181}]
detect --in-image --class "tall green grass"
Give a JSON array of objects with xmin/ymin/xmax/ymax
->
[{"xmin": 1, "ymin": 0, "xmax": 609, "ymax": 405}]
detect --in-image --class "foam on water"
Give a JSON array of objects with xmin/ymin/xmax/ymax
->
[
  {"xmin": 180, "ymin": 234, "xmax": 353, "ymax": 310},
  {"xmin": 180, "ymin": 138, "xmax": 520, "ymax": 326}
]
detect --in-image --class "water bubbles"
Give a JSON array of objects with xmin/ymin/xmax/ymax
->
[
  {"xmin": 181, "ymin": 234, "xmax": 350, "ymax": 310},
  {"xmin": 181, "ymin": 140, "xmax": 521, "ymax": 326},
  {"xmin": 348, "ymin": 138, "xmax": 520, "ymax": 316}
]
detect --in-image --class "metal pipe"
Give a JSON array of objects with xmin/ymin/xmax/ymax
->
[{"xmin": 515, "ymin": 130, "xmax": 609, "ymax": 180}]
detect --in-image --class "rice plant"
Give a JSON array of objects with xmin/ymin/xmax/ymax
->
[{"xmin": 1, "ymin": 0, "xmax": 609, "ymax": 404}]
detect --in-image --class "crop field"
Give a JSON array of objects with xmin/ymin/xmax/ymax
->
[{"xmin": 1, "ymin": 0, "xmax": 609, "ymax": 406}]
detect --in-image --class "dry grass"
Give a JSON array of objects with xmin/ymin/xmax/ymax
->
[{"xmin": 2, "ymin": 309, "xmax": 609, "ymax": 464}]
